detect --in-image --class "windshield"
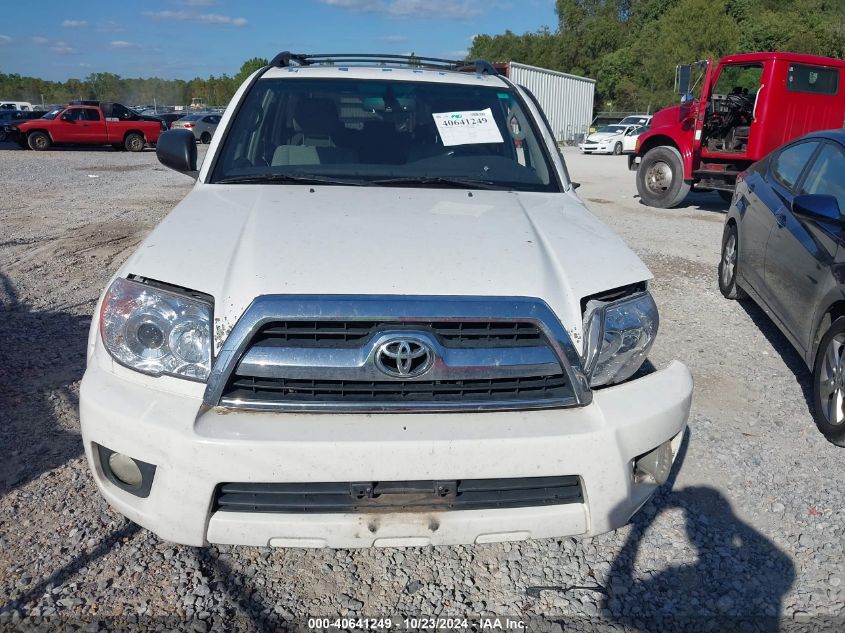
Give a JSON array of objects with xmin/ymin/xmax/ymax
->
[
  {"xmin": 211, "ymin": 78, "xmax": 558, "ymax": 191},
  {"xmin": 619, "ymin": 116, "xmax": 649, "ymax": 125},
  {"xmin": 41, "ymin": 108, "xmax": 62, "ymax": 120},
  {"xmin": 713, "ymin": 64, "xmax": 763, "ymax": 96},
  {"xmin": 597, "ymin": 125, "xmax": 626, "ymax": 134}
]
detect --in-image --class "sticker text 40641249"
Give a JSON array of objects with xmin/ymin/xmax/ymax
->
[{"xmin": 432, "ymin": 107, "xmax": 504, "ymax": 147}]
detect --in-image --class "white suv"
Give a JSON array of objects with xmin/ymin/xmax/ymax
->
[{"xmin": 80, "ymin": 53, "xmax": 692, "ymax": 548}]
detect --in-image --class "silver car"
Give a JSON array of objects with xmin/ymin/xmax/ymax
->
[{"xmin": 171, "ymin": 113, "xmax": 221, "ymax": 144}]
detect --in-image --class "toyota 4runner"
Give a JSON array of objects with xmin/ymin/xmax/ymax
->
[{"xmin": 80, "ymin": 53, "xmax": 693, "ymax": 548}]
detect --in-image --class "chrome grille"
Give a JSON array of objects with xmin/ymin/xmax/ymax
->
[{"xmin": 204, "ymin": 295, "xmax": 591, "ymax": 412}]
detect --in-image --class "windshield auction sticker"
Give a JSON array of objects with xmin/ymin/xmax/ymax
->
[{"xmin": 432, "ymin": 108, "xmax": 504, "ymax": 146}]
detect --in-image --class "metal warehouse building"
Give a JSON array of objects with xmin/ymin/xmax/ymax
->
[{"xmin": 501, "ymin": 62, "xmax": 596, "ymax": 145}]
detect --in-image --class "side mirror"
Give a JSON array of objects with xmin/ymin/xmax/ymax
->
[
  {"xmin": 675, "ymin": 64, "xmax": 692, "ymax": 95},
  {"xmin": 792, "ymin": 194, "xmax": 842, "ymax": 224},
  {"xmin": 157, "ymin": 129, "xmax": 198, "ymax": 178}
]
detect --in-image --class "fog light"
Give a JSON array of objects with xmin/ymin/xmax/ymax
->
[
  {"xmin": 633, "ymin": 440, "xmax": 673, "ymax": 485},
  {"xmin": 108, "ymin": 453, "xmax": 143, "ymax": 487},
  {"xmin": 96, "ymin": 444, "xmax": 156, "ymax": 497}
]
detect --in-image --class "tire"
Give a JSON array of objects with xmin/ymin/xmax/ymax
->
[
  {"xmin": 27, "ymin": 131, "xmax": 51, "ymax": 151},
  {"xmin": 613, "ymin": 142, "xmax": 622, "ymax": 155},
  {"xmin": 812, "ymin": 318, "xmax": 845, "ymax": 447},
  {"xmin": 718, "ymin": 189, "xmax": 734, "ymax": 204},
  {"xmin": 124, "ymin": 132, "xmax": 145, "ymax": 152},
  {"xmin": 636, "ymin": 145, "xmax": 691, "ymax": 208},
  {"xmin": 200, "ymin": 131, "xmax": 211, "ymax": 144},
  {"xmin": 718, "ymin": 222, "xmax": 747, "ymax": 300}
]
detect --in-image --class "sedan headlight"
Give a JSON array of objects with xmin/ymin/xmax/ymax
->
[
  {"xmin": 99, "ymin": 277, "xmax": 212, "ymax": 381},
  {"xmin": 582, "ymin": 291, "xmax": 658, "ymax": 387}
]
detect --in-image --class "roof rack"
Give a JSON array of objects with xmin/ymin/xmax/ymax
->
[{"xmin": 267, "ymin": 52, "xmax": 499, "ymax": 76}]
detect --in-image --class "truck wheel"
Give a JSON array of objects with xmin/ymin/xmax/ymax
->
[
  {"xmin": 812, "ymin": 318, "xmax": 845, "ymax": 447},
  {"xmin": 637, "ymin": 146, "xmax": 690, "ymax": 208},
  {"xmin": 200, "ymin": 132, "xmax": 211, "ymax": 144},
  {"xmin": 124, "ymin": 133, "xmax": 145, "ymax": 152},
  {"xmin": 718, "ymin": 222, "xmax": 746, "ymax": 300},
  {"xmin": 613, "ymin": 142, "xmax": 622, "ymax": 155},
  {"xmin": 27, "ymin": 131, "xmax": 51, "ymax": 151}
]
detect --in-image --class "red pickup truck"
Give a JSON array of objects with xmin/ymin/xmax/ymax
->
[{"xmin": 13, "ymin": 102, "xmax": 165, "ymax": 152}]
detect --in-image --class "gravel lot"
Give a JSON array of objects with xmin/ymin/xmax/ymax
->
[{"xmin": 0, "ymin": 142, "xmax": 842, "ymax": 632}]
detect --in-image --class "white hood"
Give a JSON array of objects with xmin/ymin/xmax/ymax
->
[
  {"xmin": 120, "ymin": 185, "xmax": 651, "ymax": 352},
  {"xmin": 587, "ymin": 131, "xmax": 622, "ymax": 142}
]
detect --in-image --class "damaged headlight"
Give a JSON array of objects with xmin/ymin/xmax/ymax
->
[
  {"xmin": 99, "ymin": 277, "xmax": 212, "ymax": 381},
  {"xmin": 582, "ymin": 291, "xmax": 658, "ymax": 387}
]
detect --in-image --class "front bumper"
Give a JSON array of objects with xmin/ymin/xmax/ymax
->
[
  {"xmin": 578, "ymin": 142, "xmax": 612, "ymax": 154},
  {"xmin": 80, "ymin": 360, "xmax": 693, "ymax": 548}
]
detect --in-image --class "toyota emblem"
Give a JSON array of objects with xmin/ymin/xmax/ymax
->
[{"xmin": 375, "ymin": 338, "xmax": 434, "ymax": 378}]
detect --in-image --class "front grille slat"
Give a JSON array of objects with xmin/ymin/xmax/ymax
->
[
  {"xmin": 215, "ymin": 476, "xmax": 583, "ymax": 514},
  {"xmin": 253, "ymin": 320, "xmax": 544, "ymax": 348},
  {"xmin": 224, "ymin": 374, "xmax": 570, "ymax": 403}
]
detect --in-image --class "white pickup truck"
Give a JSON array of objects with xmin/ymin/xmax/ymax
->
[{"xmin": 80, "ymin": 53, "xmax": 693, "ymax": 548}]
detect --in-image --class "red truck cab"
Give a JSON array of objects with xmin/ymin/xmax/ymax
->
[
  {"xmin": 629, "ymin": 52, "xmax": 845, "ymax": 207},
  {"xmin": 15, "ymin": 102, "xmax": 164, "ymax": 152}
]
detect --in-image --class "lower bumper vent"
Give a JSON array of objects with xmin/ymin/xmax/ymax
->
[{"xmin": 214, "ymin": 476, "xmax": 583, "ymax": 513}]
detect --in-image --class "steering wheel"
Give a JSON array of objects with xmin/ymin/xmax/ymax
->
[{"xmin": 726, "ymin": 93, "xmax": 750, "ymax": 110}]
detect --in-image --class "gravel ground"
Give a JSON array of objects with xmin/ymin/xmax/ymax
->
[{"xmin": 0, "ymin": 143, "xmax": 842, "ymax": 632}]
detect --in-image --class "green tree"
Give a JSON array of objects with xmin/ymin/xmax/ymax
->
[
  {"xmin": 469, "ymin": 0, "xmax": 845, "ymax": 114},
  {"xmin": 234, "ymin": 57, "xmax": 269, "ymax": 85}
]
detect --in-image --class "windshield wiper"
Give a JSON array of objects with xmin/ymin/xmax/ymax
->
[
  {"xmin": 216, "ymin": 174, "xmax": 369, "ymax": 186},
  {"xmin": 371, "ymin": 176, "xmax": 507, "ymax": 190}
]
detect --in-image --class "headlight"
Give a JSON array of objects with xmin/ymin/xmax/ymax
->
[
  {"xmin": 582, "ymin": 291, "xmax": 658, "ymax": 387},
  {"xmin": 99, "ymin": 277, "xmax": 212, "ymax": 381}
]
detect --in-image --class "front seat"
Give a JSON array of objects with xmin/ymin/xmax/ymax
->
[{"xmin": 272, "ymin": 98, "xmax": 357, "ymax": 166}]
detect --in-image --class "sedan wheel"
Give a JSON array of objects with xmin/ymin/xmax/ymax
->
[
  {"xmin": 818, "ymin": 335, "xmax": 845, "ymax": 425},
  {"xmin": 813, "ymin": 320, "xmax": 845, "ymax": 446},
  {"xmin": 718, "ymin": 223, "xmax": 746, "ymax": 300}
]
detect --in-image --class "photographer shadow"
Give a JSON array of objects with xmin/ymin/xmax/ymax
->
[
  {"xmin": 603, "ymin": 430, "xmax": 796, "ymax": 632},
  {"xmin": 0, "ymin": 272, "xmax": 88, "ymax": 494}
]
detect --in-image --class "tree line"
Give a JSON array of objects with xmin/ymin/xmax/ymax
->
[
  {"xmin": 0, "ymin": 58, "xmax": 268, "ymax": 108},
  {"xmin": 470, "ymin": 0, "xmax": 845, "ymax": 113}
]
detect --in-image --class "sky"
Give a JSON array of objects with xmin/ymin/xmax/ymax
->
[{"xmin": 0, "ymin": 0, "xmax": 557, "ymax": 82}]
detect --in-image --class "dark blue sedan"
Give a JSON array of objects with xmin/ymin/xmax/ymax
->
[{"xmin": 719, "ymin": 129, "xmax": 845, "ymax": 446}]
